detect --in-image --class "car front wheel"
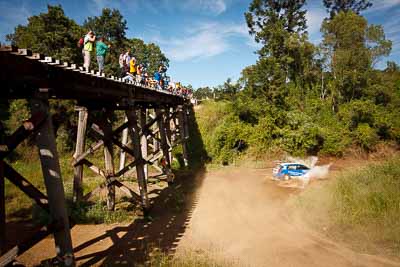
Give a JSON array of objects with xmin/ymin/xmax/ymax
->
[{"xmin": 283, "ymin": 174, "xmax": 290, "ymax": 181}]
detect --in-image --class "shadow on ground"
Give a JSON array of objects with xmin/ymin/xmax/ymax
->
[{"xmin": 72, "ymin": 105, "xmax": 209, "ymax": 266}]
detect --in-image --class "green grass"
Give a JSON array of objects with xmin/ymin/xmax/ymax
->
[
  {"xmin": 297, "ymin": 156, "xmax": 400, "ymax": 257},
  {"xmin": 4, "ymin": 146, "xmax": 137, "ymax": 224},
  {"xmin": 140, "ymin": 249, "xmax": 239, "ymax": 267}
]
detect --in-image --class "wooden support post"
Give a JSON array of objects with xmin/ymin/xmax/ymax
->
[
  {"xmin": 0, "ymin": 115, "xmax": 5, "ymax": 255},
  {"xmin": 119, "ymin": 116, "xmax": 128, "ymax": 173},
  {"xmin": 73, "ymin": 106, "xmax": 88, "ymax": 203},
  {"xmin": 156, "ymin": 109, "xmax": 171, "ymax": 168},
  {"xmin": 101, "ymin": 110, "xmax": 115, "ymax": 211},
  {"xmin": 151, "ymin": 110, "xmax": 160, "ymax": 154},
  {"xmin": 139, "ymin": 109, "xmax": 148, "ymax": 180},
  {"xmin": 126, "ymin": 109, "xmax": 150, "ymax": 212},
  {"xmin": 165, "ymin": 108, "xmax": 173, "ymax": 164},
  {"xmin": 156, "ymin": 108, "xmax": 174, "ymax": 183},
  {"xmin": 178, "ymin": 106, "xmax": 189, "ymax": 167},
  {"xmin": 0, "ymin": 160, "xmax": 5, "ymax": 255},
  {"xmin": 183, "ymin": 105, "xmax": 190, "ymax": 139},
  {"xmin": 29, "ymin": 95, "xmax": 74, "ymax": 266}
]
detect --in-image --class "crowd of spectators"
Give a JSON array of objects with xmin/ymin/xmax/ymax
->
[{"xmin": 80, "ymin": 30, "xmax": 192, "ymax": 98}]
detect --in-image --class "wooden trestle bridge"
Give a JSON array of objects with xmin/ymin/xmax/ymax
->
[{"xmin": 0, "ymin": 46, "xmax": 192, "ymax": 266}]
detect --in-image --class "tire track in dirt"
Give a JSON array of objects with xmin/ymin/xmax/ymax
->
[{"xmin": 177, "ymin": 166, "xmax": 400, "ymax": 267}]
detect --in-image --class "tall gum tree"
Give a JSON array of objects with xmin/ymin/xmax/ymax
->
[
  {"xmin": 321, "ymin": 11, "xmax": 392, "ymax": 104},
  {"xmin": 244, "ymin": 0, "xmax": 316, "ymax": 105}
]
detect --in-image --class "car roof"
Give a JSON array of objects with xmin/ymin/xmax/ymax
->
[{"xmin": 279, "ymin": 162, "xmax": 308, "ymax": 167}]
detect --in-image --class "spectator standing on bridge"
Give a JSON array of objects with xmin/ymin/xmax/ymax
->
[
  {"xmin": 83, "ymin": 31, "xmax": 95, "ymax": 71},
  {"xmin": 123, "ymin": 49, "xmax": 131, "ymax": 71},
  {"xmin": 118, "ymin": 50, "xmax": 125, "ymax": 78},
  {"xmin": 96, "ymin": 37, "xmax": 110, "ymax": 74},
  {"xmin": 154, "ymin": 69, "xmax": 162, "ymax": 90},
  {"xmin": 129, "ymin": 56, "xmax": 137, "ymax": 76}
]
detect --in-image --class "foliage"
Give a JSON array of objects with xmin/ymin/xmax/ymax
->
[
  {"xmin": 323, "ymin": 0, "xmax": 372, "ymax": 18},
  {"xmin": 244, "ymin": 0, "xmax": 318, "ymax": 105},
  {"xmin": 7, "ymin": 5, "xmax": 83, "ymax": 63},
  {"xmin": 321, "ymin": 11, "xmax": 392, "ymax": 104},
  {"xmin": 83, "ymin": 8, "xmax": 127, "ymax": 43}
]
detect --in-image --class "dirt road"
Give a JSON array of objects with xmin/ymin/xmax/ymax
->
[
  {"xmin": 177, "ymin": 166, "xmax": 400, "ymax": 267},
  {"xmin": 17, "ymin": 165, "xmax": 400, "ymax": 266}
]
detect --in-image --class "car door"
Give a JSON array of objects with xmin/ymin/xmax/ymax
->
[{"xmin": 287, "ymin": 165, "xmax": 299, "ymax": 176}]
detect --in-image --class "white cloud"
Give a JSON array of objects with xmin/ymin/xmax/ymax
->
[
  {"xmin": 184, "ymin": 0, "xmax": 227, "ymax": 15},
  {"xmin": 151, "ymin": 21, "xmax": 250, "ymax": 62},
  {"xmin": 305, "ymin": 8, "xmax": 326, "ymax": 36},
  {"xmin": 367, "ymin": 0, "xmax": 400, "ymax": 12}
]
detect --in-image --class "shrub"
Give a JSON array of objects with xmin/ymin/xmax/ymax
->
[
  {"xmin": 354, "ymin": 123, "xmax": 379, "ymax": 151},
  {"xmin": 211, "ymin": 119, "xmax": 252, "ymax": 164}
]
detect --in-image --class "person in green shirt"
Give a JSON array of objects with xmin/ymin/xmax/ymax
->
[
  {"xmin": 83, "ymin": 30, "xmax": 96, "ymax": 71},
  {"xmin": 96, "ymin": 37, "xmax": 111, "ymax": 74}
]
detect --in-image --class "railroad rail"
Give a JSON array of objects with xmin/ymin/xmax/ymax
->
[{"xmin": 0, "ymin": 46, "xmax": 191, "ymax": 266}]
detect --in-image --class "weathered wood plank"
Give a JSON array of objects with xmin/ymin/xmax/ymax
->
[
  {"xmin": 126, "ymin": 109, "xmax": 150, "ymax": 212},
  {"xmin": 3, "ymin": 163, "xmax": 49, "ymax": 212},
  {"xmin": 73, "ymin": 107, "xmax": 88, "ymax": 202},
  {"xmin": 0, "ymin": 160, "xmax": 5, "ymax": 255},
  {"xmin": 119, "ymin": 117, "xmax": 129, "ymax": 173},
  {"xmin": 140, "ymin": 109, "xmax": 149, "ymax": 180},
  {"xmin": 178, "ymin": 106, "xmax": 189, "ymax": 167},
  {"xmin": 0, "ymin": 112, "xmax": 47, "ymax": 160},
  {"xmin": 30, "ymin": 96, "xmax": 74, "ymax": 266},
  {"xmin": 101, "ymin": 110, "xmax": 116, "ymax": 211}
]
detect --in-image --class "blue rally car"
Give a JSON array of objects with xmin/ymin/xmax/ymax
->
[{"xmin": 272, "ymin": 163, "xmax": 310, "ymax": 180}]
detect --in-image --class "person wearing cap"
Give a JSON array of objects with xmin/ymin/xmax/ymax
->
[
  {"xmin": 83, "ymin": 30, "xmax": 96, "ymax": 71},
  {"xmin": 96, "ymin": 36, "xmax": 110, "ymax": 74}
]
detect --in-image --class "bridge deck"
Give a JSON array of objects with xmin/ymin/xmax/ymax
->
[{"xmin": 0, "ymin": 46, "xmax": 185, "ymax": 108}]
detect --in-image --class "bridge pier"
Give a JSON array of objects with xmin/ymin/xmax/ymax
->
[
  {"xmin": 139, "ymin": 108, "xmax": 149, "ymax": 180},
  {"xmin": 119, "ymin": 116, "xmax": 129, "ymax": 174},
  {"xmin": 178, "ymin": 105, "xmax": 189, "ymax": 167},
  {"xmin": 73, "ymin": 106, "xmax": 88, "ymax": 203},
  {"xmin": 126, "ymin": 109, "xmax": 150, "ymax": 213},
  {"xmin": 101, "ymin": 109, "xmax": 116, "ymax": 211},
  {"xmin": 0, "ymin": 156, "xmax": 5, "ymax": 256},
  {"xmin": 30, "ymin": 94, "xmax": 74, "ymax": 266}
]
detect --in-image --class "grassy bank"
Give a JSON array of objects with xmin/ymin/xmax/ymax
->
[{"xmin": 297, "ymin": 156, "xmax": 400, "ymax": 257}]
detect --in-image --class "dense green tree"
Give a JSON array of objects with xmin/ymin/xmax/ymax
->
[
  {"xmin": 385, "ymin": 61, "xmax": 399, "ymax": 73},
  {"xmin": 123, "ymin": 39, "xmax": 169, "ymax": 75},
  {"xmin": 323, "ymin": 0, "xmax": 372, "ymax": 18},
  {"xmin": 83, "ymin": 8, "xmax": 127, "ymax": 44},
  {"xmin": 194, "ymin": 87, "xmax": 214, "ymax": 99},
  {"xmin": 6, "ymin": 5, "xmax": 83, "ymax": 63},
  {"xmin": 245, "ymin": 0, "xmax": 307, "ymax": 58},
  {"xmin": 214, "ymin": 78, "xmax": 241, "ymax": 101},
  {"xmin": 321, "ymin": 11, "xmax": 391, "ymax": 103},
  {"xmin": 244, "ymin": 0, "xmax": 316, "ymax": 104}
]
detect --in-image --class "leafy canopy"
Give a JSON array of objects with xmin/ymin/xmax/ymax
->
[{"xmin": 323, "ymin": 0, "xmax": 372, "ymax": 18}]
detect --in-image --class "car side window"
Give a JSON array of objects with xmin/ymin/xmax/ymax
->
[
  {"xmin": 297, "ymin": 165, "xmax": 309, "ymax": 170},
  {"xmin": 287, "ymin": 165, "xmax": 296, "ymax": 170}
]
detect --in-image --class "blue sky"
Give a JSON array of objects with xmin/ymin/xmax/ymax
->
[{"xmin": 1, "ymin": 0, "xmax": 399, "ymax": 88}]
